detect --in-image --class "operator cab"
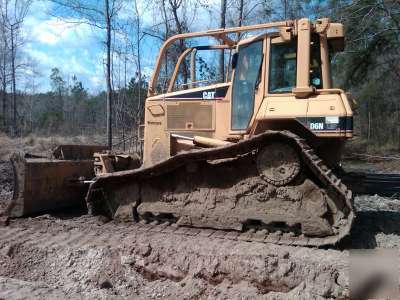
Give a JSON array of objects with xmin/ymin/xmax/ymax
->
[
  {"xmin": 143, "ymin": 19, "xmax": 351, "ymax": 167},
  {"xmin": 231, "ymin": 22, "xmax": 346, "ymax": 132}
]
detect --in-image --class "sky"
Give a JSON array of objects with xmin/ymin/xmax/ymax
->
[
  {"xmin": 20, "ymin": 0, "xmax": 222, "ymax": 94},
  {"xmin": 17, "ymin": 0, "xmax": 330, "ymax": 94},
  {"xmin": 22, "ymin": 1, "xmax": 107, "ymax": 93}
]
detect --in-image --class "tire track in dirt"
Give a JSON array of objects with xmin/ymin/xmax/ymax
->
[
  {"xmin": 4, "ymin": 161, "xmax": 400, "ymax": 299},
  {"xmin": 0, "ymin": 216, "xmax": 349, "ymax": 299}
]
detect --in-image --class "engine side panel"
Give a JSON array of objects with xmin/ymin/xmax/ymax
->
[{"xmin": 255, "ymin": 92, "xmax": 353, "ymax": 138}]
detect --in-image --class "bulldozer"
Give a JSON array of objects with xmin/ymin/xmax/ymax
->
[{"xmin": 5, "ymin": 18, "xmax": 355, "ymax": 247}]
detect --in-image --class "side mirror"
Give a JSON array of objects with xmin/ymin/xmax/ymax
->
[{"xmin": 232, "ymin": 52, "xmax": 238, "ymax": 69}]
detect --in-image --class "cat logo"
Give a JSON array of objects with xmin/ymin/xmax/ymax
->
[
  {"xmin": 310, "ymin": 122, "xmax": 324, "ymax": 130},
  {"xmin": 202, "ymin": 91, "xmax": 216, "ymax": 99}
]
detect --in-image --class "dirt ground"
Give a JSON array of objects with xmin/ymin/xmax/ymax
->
[{"xmin": 1, "ymin": 160, "xmax": 400, "ymax": 299}]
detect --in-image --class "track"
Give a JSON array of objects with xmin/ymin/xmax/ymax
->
[
  {"xmin": 87, "ymin": 131, "xmax": 354, "ymax": 247},
  {"xmin": 0, "ymin": 214, "xmax": 345, "ymax": 249}
]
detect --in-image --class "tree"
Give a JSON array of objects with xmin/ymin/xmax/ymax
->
[
  {"xmin": 105, "ymin": 0, "xmax": 112, "ymax": 149},
  {"xmin": 133, "ymin": 0, "xmax": 143, "ymax": 130},
  {"xmin": 0, "ymin": 13, "xmax": 8, "ymax": 130},
  {"xmin": 48, "ymin": 67, "xmax": 66, "ymax": 130},
  {"xmin": 50, "ymin": 0, "xmax": 125, "ymax": 149},
  {"xmin": 331, "ymin": 0, "xmax": 400, "ymax": 147},
  {"xmin": 0, "ymin": 0, "xmax": 32, "ymax": 134},
  {"xmin": 219, "ymin": 0, "xmax": 227, "ymax": 80},
  {"xmin": 236, "ymin": 0, "xmax": 244, "ymax": 41},
  {"xmin": 147, "ymin": 0, "xmax": 201, "ymax": 90},
  {"xmin": 169, "ymin": 0, "xmax": 189, "ymax": 85},
  {"xmin": 69, "ymin": 75, "xmax": 88, "ymax": 132},
  {"xmin": 0, "ymin": 0, "xmax": 32, "ymax": 135}
]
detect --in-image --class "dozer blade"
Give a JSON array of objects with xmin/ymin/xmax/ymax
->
[{"xmin": 6, "ymin": 153, "xmax": 95, "ymax": 217}]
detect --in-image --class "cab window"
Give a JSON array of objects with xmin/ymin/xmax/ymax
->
[
  {"xmin": 168, "ymin": 48, "xmax": 233, "ymax": 93},
  {"xmin": 269, "ymin": 40, "xmax": 297, "ymax": 93},
  {"xmin": 231, "ymin": 40, "xmax": 263, "ymax": 130},
  {"xmin": 310, "ymin": 34, "xmax": 323, "ymax": 89}
]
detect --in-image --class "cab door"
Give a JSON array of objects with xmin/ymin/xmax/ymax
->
[
  {"xmin": 264, "ymin": 36, "xmax": 309, "ymax": 125},
  {"xmin": 231, "ymin": 40, "xmax": 264, "ymax": 131}
]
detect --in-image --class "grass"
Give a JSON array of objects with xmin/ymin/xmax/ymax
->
[
  {"xmin": 344, "ymin": 138, "xmax": 400, "ymax": 172},
  {"xmin": 345, "ymin": 138, "xmax": 400, "ymax": 157},
  {"xmin": 0, "ymin": 133, "xmax": 106, "ymax": 160}
]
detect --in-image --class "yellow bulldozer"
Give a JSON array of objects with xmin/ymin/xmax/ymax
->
[{"xmin": 5, "ymin": 18, "xmax": 355, "ymax": 247}]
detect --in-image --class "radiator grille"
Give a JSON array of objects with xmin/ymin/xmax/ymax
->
[{"xmin": 166, "ymin": 102, "xmax": 214, "ymax": 130}]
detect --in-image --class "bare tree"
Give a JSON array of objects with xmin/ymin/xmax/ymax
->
[
  {"xmin": 147, "ymin": 0, "xmax": 201, "ymax": 90},
  {"xmin": 236, "ymin": 0, "xmax": 244, "ymax": 41},
  {"xmin": 104, "ymin": 0, "xmax": 149, "ymax": 152},
  {"xmin": 0, "ymin": 15, "xmax": 8, "ymax": 130},
  {"xmin": 0, "ymin": 0, "xmax": 32, "ymax": 134},
  {"xmin": 133, "ymin": 0, "xmax": 143, "ymax": 132},
  {"xmin": 49, "ymin": 0, "xmax": 124, "ymax": 149},
  {"xmin": 104, "ymin": 0, "xmax": 112, "ymax": 149},
  {"xmin": 219, "ymin": 0, "xmax": 227, "ymax": 80},
  {"xmin": 169, "ymin": 0, "xmax": 189, "ymax": 84},
  {"xmin": 161, "ymin": 0, "xmax": 170, "ymax": 78}
]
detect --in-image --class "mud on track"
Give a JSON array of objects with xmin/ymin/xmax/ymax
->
[{"xmin": 1, "ymin": 160, "xmax": 400, "ymax": 299}]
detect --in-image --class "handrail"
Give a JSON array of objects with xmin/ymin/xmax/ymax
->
[
  {"xmin": 167, "ymin": 48, "xmax": 193, "ymax": 93},
  {"xmin": 167, "ymin": 44, "xmax": 234, "ymax": 93},
  {"xmin": 148, "ymin": 20, "xmax": 294, "ymax": 96}
]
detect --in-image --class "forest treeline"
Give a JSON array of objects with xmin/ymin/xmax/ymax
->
[
  {"xmin": 0, "ymin": 0, "xmax": 400, "ymax": 150},
  {"xmin": 18, "ymin": 68, "xmax": 147, "ymax": 137}
]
